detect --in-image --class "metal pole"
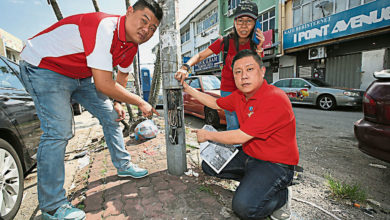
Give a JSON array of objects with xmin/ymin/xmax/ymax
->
[{"xmin": 158, "ymin": 0, "xmax": 187, "ymax": 176}]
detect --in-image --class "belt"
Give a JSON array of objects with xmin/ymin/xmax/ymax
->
[{"xmin": 275, "ymin": 163, "xmax": 295, "ymax": 171}]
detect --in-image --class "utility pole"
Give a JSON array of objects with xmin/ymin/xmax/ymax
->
[{"xmin": 158, "ymin": 0, "xmax": 187, "ymax": 176}]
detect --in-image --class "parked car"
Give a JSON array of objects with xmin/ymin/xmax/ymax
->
[
  {"xmin": 354, "ymin": 69, "xmax": 390, "ymax": 163},
  {"xmin": 183, "ymin": 75, "xmax": 226, "ymax": 127},
  {"xmin": 0, "ymin": 56, "xmax": 41, "ymax": 219},
  {"xmin": 272, "ymin": 78, "xmax": 364, "ymax": 110}
]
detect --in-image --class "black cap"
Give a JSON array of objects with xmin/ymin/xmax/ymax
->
[{"xmin": 234, "ymin": 1, "xmax": 258, "ymax": 20}]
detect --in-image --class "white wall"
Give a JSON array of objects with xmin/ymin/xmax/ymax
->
[{"xmin": 361, "ymin": 49, "xmax": 386, "ymax": 90}]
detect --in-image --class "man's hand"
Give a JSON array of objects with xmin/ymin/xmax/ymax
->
[
  {"xmin": 138, "ymin": 101, "xmax": 160, "ymax": 118},
  {"xmin": 195, "ymin": 129, "xmax": 209, "ymax": 143},
  {"xmin": 113, "ymin": 102, "xmax": 126, "ymax": 121},
  {"xmin": 175, "ymin": 68, "xmax": 189, "ymax": 84}
]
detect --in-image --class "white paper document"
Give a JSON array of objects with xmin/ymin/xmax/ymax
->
[{"xmin": 199, "ymin": 125, "xmax": 239, "ymax": 174}]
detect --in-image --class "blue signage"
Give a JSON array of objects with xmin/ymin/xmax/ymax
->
[
  {"xmin": 194, "ymin": 55, "xmax": 220, "ymax": 72},
  {"xmin": 183, "ymin": 56, "xmax": 190, "ymax": 64},
  {"xmin": 283, "ymin": 0, "xmax": 390, "ymax": 49}
]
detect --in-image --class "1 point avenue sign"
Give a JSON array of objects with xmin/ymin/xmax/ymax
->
[{"xmin": 283, "ymin": 0, "xmax": 390, "ymax": 49}]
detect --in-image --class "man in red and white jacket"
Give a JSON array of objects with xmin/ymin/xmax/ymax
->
[{"xmin": 19, "ymin": 0, "xmax": 162, "ymax": 219}]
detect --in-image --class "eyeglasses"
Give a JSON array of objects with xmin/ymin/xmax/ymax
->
[{"xmin": 236, "ymin": 18, "xmax": 255, "ymax": 26}]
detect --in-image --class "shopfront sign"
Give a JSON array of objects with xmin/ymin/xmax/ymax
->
[
  {"xmin": 194, "ymin": 54, "xmax": 220, "ymax": 72},
  {"xmin": 283, "ymin": 0, "xmax": 390, "ymax": 49}
]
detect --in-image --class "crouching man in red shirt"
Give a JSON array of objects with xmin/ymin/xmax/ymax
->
[{"xmin": 175, "ymin": 49, "xmax": 299, "ymax": 220}]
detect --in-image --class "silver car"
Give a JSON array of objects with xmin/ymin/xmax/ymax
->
[{"xmin": 272, "ymin": 78, "xmax": 364, "ymax": 110}]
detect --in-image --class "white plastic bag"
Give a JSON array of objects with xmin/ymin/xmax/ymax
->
[{"xmin": 134, "ymin": 119, "xmax": 159, "ymax": 140}]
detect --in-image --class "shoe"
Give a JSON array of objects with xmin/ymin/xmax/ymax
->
[
  {"xmin": 42, "ymin": 202, "xmax": 85, "ymax": 220},
  {"xmin": 117, "ymin": 163, "xmax": 148, "ymax": 178},
  {"xmin": 270, "ymin": 187, "xmax": 292, "ymax": 220}
]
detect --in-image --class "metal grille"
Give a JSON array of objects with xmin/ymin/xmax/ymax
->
[
  {"xmin": 326, "ymin": 53, "xmax": 362, "ymax": 89},
  {"xmin": 279, "ymin": 66, "xmax": 294, "ymax": 79}
]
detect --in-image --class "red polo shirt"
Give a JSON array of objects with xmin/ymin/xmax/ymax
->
[
  {"xmin": 21, "ymin": 12, "xmax": 138, "ymax": 79},
  {"xmin": 208, "ymin": 38, "xmax": 251, "ymax": 92},
  {"xmin": 216, "ymin": 81, "xmax": 299, "ymax": 165}
]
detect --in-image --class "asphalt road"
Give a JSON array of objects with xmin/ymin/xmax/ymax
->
[{"xmin": 184, "ymin": 105, "xmax": 390, "ymax": 210}]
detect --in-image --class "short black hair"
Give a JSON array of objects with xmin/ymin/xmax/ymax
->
[
  {"xmin": 133, "ymin": 0, "xmax": 163, "ymax": 21},
  {"xmin": 232, "ymin": 49, "xmax": 263, "ymax": 69}
]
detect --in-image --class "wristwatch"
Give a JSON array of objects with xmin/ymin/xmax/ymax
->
[{"xmin": 181, "ymin": 63, "xmax": 192, "ymax": 73}]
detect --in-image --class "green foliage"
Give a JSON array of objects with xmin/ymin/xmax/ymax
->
[
  {"xmin": 186, "ymin": 144, "xmax": 198, "ymax": 149},
  {"xmin": 198, "ymin": 185, "xmax": 212, "ymax": 194},
  {"xmin": 325, "ymin": 175, "xmax": 367, "ymax": 202}
]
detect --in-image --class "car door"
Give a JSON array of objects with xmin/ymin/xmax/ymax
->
[
  {"xmin": 290, "ymin": 79, "xmax": 314, "ymax": 104},
  {"xmin": 183, "ymin": 77, "xmax": 203, "ymax": 115},
  {"xmin": 273, "ymin": 79, "xmax": 292, "ymax": 101},
  {"xmin": 0, "ymin": 57, "xmax": 41, "ymax": 165}
]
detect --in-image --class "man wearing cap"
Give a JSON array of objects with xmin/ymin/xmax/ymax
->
[
  {"xmin": 18, "ymin": 0, "xmax": 162, "ymax": 219},
  {"xmin": 176, "ymin": 49, "xmax": 299, "ymax": 220}
]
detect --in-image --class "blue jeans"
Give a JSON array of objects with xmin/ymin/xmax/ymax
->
[
  {"xmin": 19, "ymin": 61, "xmax": 132, "ymax": 212},
  {"xmin": 221, "ymin": 90, "xmax": 239, "ymax": 130},
  {"xmin": 202, "ymin": 150, "xmax": 294, "ymax": 219}
]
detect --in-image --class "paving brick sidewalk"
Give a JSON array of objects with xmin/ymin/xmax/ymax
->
[{"xmin": 74, "ymin": 130, "xmax": 240, "ymax": 220}]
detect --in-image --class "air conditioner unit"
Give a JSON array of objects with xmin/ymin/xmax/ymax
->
[{"xmin": 308, "ymin": 47, "xmax": 326, "ymax": 60}]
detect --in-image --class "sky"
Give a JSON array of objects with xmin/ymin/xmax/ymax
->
[{"xmin": 0, "ymin": 0, "xmax": 204, "ymax": 72}]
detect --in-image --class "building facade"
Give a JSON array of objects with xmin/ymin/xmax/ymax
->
[
  {"xmin": 0, "ymin": 28, "xmax": 23, "ymax": 63},
  {"xmin": 281, "ymin": 0, "xmax": 390, "ymax": 90},
  {"xmin": 180, "ymin": 0, "xmax": 220, "ymax": 75}
]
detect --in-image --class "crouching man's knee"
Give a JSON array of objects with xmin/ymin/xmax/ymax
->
[{"xmin": 232, "ymin": 195, "xmax": 269, "ymax": 220}]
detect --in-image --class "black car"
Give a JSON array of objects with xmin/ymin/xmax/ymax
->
[
  {"xmin": 0, "ymin": 56, "xmax": 41, "ymax": 219},
  {"xmin": 354, "ymin": 69, "xmax": 390, "ymax": 163}
]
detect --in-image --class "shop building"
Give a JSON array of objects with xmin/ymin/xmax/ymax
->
[
  {"xmin": 179, "ymin": 0, "xmax": 220, "ymax": 75},
  {"xmin": 0, "ymin": 28, "xmax": 23, "ymax": 63},
  {"xmin": 281, "ymin": 0, "xmax": 390, "ymax": 90}
]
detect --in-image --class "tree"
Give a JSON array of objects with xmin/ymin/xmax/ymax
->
[
  {"xmin": 125, "ymin": 0, "xmax": 130, "ymax": 9},
  {"xmin": 148, "ymin": 46, "xmax": 162, "ymax": 109},
  {"xmin": 92, "ymin": 0, "xmax": 100, "ymax": 12},
  {"xmin": 47, "ymin": 0, "xmax": 63, "ymax": 21}
]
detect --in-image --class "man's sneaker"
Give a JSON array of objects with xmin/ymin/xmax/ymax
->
[
  {"xmin": 117, "ymin": 163, "xmax": 148, "ymax": 178},
  {"xmin": 270, "ymin": 187, "xmax": 292, "ymax": 220},
  {"xmin": 42, "ymin": 202, "xmax": 85, "ymax": 220}
]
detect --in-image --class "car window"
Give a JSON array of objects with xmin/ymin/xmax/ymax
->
[
  {"xmin": 291, "ymin": 79, "xmax": 309, "ymax": 88},
  {"xmin": 305, "ymin": 78, "xmax": 331, "ymax": 87},
  {"xmin": 201, "ymin": 75, "xmax": 221, "ymax": 90},
  {"xmin": 0, "ymin": 58, "xmax": 25, "ymax": 90},
  {"xmin": 274, "ymin": 79, "xmax": 290, "ymax": 88},
  {"xmin": 186, "ymin": 78, "xmax": 201, "ymax": 89}
]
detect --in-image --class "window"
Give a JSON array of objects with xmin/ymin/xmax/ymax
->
[
  {"xmin": 186, "ymin": 78, "xmax": 200, "ymax": 89},
  {"xmin": 291, "ymin": 79, "xmax": 309, "ymax": 88},
  {"xmin": 196, "ymin": 43, "xmax": 210, "ymax": 53},
  {"xmin": 0, "ymin": 58, "xmax": 25, "ymax": 90},
  {"xmin": 181, "ymin": 29, "xmax": 190, "ymax": 44},
  {"xmin": 274, "ymin": 79, "xmax": 290, "ymax": 88},
  {"xmin": 293, "ymin": 0, "xmax": 371, "ymax": 26},
  {"xmin": 201, "ymin": 75, "xmax": 221, "ymax": 90},
  {"xmin": 228, "ymin": 0, "xmax": 240, "ymax": 10},
  {"xmin": 259, "ymin": 8, "xmax": 275, "ymax": 32},
  {"xmin": 197, "ymin": 8, "xmax": 218, "ymax": 34}
]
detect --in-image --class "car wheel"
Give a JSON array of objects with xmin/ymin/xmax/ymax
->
[
  {"xmin": 205, "ymin": 107, "xmax": 220, "ymax": 127},
  {"xmin": 0, "ymin": 139, "xmax": 24, "ymax": 220},
  {"xmin": 317, "ymin": 95, "xmax": 336, "ymax": 110}
]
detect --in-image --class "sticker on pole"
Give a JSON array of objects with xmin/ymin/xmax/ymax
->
[{"xmin": 134, "ymin": 119, "xmax": 159, "ymax": 140}]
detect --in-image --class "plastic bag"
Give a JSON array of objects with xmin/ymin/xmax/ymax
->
[{"xmin": 134, "ymin": 119, "xmax": 159, "ymax": 140}]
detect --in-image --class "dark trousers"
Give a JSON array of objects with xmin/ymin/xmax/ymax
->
[{"xmin": 202, "ymin": 149, "xmax": 294, "ymax": 220}]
